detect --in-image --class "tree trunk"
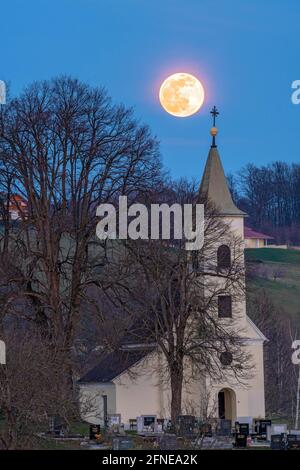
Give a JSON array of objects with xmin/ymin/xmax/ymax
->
[{"xmin": 170, "ymin": 362, "xmax": 184, "ymax": 425}]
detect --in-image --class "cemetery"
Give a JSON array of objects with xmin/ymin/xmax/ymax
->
[{"xmin": 39, "ymin": 415, "xmax": 300, "ymax": 450}]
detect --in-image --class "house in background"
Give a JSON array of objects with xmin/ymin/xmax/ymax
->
[
  {"xmin": 0, "ymin": 194, "xmax": 28, "ymax": 220},
  {"xmin": 244, "ymin": 227, "xmax": 274, "ymax": 248}
]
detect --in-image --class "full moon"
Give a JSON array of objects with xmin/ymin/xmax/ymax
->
[{"xmin": 159, "ymin": 72, "xmax": 205, "ymax": 117}]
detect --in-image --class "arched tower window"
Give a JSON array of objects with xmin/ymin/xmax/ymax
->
[{"xmin": 217, "ymin": 244, "xmax": 231, "ymax": 270}]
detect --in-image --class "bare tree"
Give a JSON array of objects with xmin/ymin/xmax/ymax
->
[
  {"xmin": 0, "ymin": 322, "xmax": 81, "ymax": 449},
  {"xmin": 247, "ymin": 290, "xmax": 297, "ymax": 419},
  {"xmin": 234, "ymin": 161, "xmax": 300, "ymax": 244},
  {"xmin": 0, "ymin": 76, "xmax": 162, "ymax": 390}
]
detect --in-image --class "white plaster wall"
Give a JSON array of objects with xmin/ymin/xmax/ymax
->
[
  {"xmin": 204, "ymin": 214, "xmax": 266, "ymax": 420},
  {"xmin": 113, "ymin": 353, "xmax": 166, "ymax": 422},
  {"xmin": 244, "ymin": 341, "xmax": 266, "ymax": 418},
  {"xmin": 245, "ymin": 238, "xmax": 264, "ymax": 248},
  {"xmin": 223, "ymin": 216, "xmax": 244, "ymax": 239},
  {"xmin": 114, "ymin": 353, "xmax": 207, "ymax": 423},
  {"xmin": 79, "ymin": 382, "xmax": 116, "ymax": 425}
]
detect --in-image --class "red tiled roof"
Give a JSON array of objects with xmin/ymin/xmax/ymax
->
[
  {"xmin": 244, "ymin": 226, "xmax": 274, "ymax": 240},
  {"xmin": 10, "ymin": 194, "xmax": 27, "ymax": 205}
]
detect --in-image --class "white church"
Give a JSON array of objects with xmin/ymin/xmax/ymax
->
[{"xmin": 79, "ymin": 112, "xmax": 266, "ymax": 427}]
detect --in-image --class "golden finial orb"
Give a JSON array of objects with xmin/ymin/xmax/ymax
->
[{"xmin": 210, "ymin": 126, "xmax": 218, "ymax": 137}]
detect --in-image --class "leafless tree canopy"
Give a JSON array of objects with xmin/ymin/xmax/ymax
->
[
  {"xmin": 230, "ymin": 162, "xmax": 300, "ymax": 245},
  {"xmin": 247, "ymin": 291, "xmax": 298, "ymax": 421},
  {"xmin": 0, "ymin": 76, "xmax": 162, "ymax": 447}
]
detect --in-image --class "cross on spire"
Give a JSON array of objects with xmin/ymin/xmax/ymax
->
[
  {"xmin": 210, "ymin": 106, "xmax": 219, "ymax": 148},
  {"xmin": 210, "ymin": 106, "xmax": 219, "ymax": 126}
]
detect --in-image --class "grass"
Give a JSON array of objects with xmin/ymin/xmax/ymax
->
[
  {"xmin": 69, "ymin": 421, "xmax": 89, "ymax": 436},
  {"xmin": 248, "ymin": 276, "xmax": 300, "ymax": 318},
  {"xmin": 245, "ymin": 248, "xmax": 300, "ymax": 265},
  {"xmin": 0, "ymin": 420, "xmax": 90, "ymax": 450},
  {"xmin": 34, "ymin": 435, "xmax": 83, "ymax": 450},
  {"xmin": 246, "ymin": 248, "xmax": 300, "ymax": 324}
]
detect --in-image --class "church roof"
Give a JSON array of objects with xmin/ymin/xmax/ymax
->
[
  {"xmin": 199, "ymin": 145, "xmax": 246, "ymax": 217},
  {"xmin": 78, "ymin": 348, "xmax": 152, "ymax": 383},
  {"xmin": 246, "ymin": 316, "xmax": 268, "ymax": 342}
]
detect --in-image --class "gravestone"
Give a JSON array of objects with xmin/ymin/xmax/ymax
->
[
  {"xmin": 157, "ymin": 418, "xmax": 164, "ymax": 433},
  {"xmin": 271, "ymin": 434, "xmax": 285, "ymax": 450},
  {"xmin": 235, "ymin": 422, "xmax": 249, "ymax": 436},
  {"xmin": 137, "ymin": 415, "xmax": 157, "ymax": 433},
  {"xmin": 289, "ymin": 429, "xmax": 300, "ymax": 435},
  {"xmin": 89, "ymin": 424, "xmax": 101, "ymax": 440},
  {"xmin": 176, "ymin": 415, "xmax": 196, "ymax": 437},
  {"xmin": 201, "ymin": 436, "xmax": 233, "ymax": 449},
  {"xmin": 49, "ymin": 416, "xmax": 68, "ymax": 436},
  {"xmin": 254, "ymin": 419, "xmax": 271, "ymax": 439},
  {"xmin": 267, "ymin": 423, "xmax": 287, "ymax": 441},
  {"xmin": 200, "ymin": 422, "xmax": 212, "ymax": 437},
  {"xmin": 217, "ymin": 419, "xmax": 232, "ymax": 436},
  {"xmin": 129, "ymin": 418, "xmax": 137, "ymax": 431},
  {"xmin": 159, "ymin": 434, "xmax": 178, "ymax": 450},
  {"xmin": 109, "ymin": 414, "xmax": 121, "ymax": 427},
  {"xmin": 108, "ymin": 414, "xmax": 121, "ymax": 434},
  {"xmin": 287, "ymin": 434, "xmax": 300, "ymax": 449},
  {"xmin": 234, "ymin": 433, "xmax": 247, "ymax": 448},
  {"xmin": 164, "ymin": 419, "xmax": 172, "ymax": 432},
  {"xmin": 237, "ymin": 416, "xmax": 252, "ymax": 428},
  {"xmin": 113, "ymin": 437, "xmax": 133, "ymax": 450}
]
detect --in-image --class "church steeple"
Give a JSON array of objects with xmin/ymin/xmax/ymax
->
[{"xmin": 198, "ymin": 107, "xmax": 246, "ymax": 217}]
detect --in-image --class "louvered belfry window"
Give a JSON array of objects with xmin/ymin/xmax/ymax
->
[{"xmin": 218, "ymin": 295, "xmax": 232, "ymax": 318}]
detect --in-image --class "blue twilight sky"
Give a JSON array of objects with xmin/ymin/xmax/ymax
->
[{"xmin": 1, "ymin": 0, "xmax": 299, "ymax": 179}]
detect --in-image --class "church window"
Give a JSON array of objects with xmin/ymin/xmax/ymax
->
[
  {"xmin": 218, "ymin": 295, "xmax": 232, "ymax": 318},
  {"xmin": 217, "ymin": 244, "xmax": 231, "ymax": 269}
]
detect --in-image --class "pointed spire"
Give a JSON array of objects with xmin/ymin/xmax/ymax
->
[{"xmin": 199, "ymin": 107, "xmax": 246, "ymax": 217}]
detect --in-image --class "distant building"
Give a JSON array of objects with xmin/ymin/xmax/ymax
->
[
  {"xmin": 0, "ymin": 194, "xmax": 28, "ymax": 220},
  {"xmin": 244, "ymin": 227, "xmax": 274, "ymax": 248}
]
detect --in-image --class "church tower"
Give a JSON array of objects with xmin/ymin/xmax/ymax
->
[
  {"xmin": 198, "ymin": 107, "xmax": 266, "ymax": 423},
  {"xmin": 199, "ymin": 106, "xmax": 246, "ymax": 218}
]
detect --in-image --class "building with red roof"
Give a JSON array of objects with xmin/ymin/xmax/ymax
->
[{"xmin": 244, "ymin": 226, "xmax": 274, "ymax": 248}]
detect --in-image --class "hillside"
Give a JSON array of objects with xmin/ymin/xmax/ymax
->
[{"xmin": 245, "ymin": 248, "xmax": 300, "ymax": 324}]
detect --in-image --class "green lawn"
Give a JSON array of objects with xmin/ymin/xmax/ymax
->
[
  {"xmin": 246, "ymin": 248, "xmax": 300, "ymax": 324},
  {"xmin": 69, "ymin": 421, "xmax": 90, "ymax": 436},
  {"xmin": 245, "ymin": 248, "xmax": 300, "ymax": 265}
]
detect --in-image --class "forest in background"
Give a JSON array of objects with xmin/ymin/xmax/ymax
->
[{"xmin": 228, "ymin": 162, "xmax": 300, "ymax": 245}]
